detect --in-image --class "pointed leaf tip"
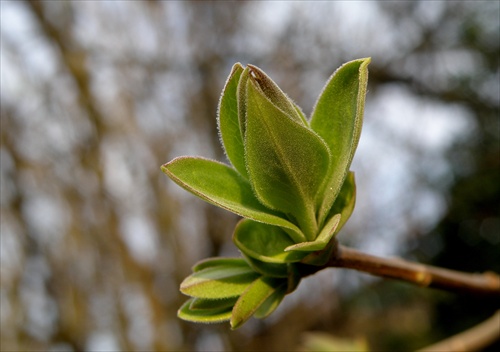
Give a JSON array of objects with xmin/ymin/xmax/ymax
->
[
  {"xmin": 230, "ymin": 276, "xmax": 282, "ymax": 329},
  {"xmin": 218, "ymin": 63, "xmax": 248, "ymax": 178},
  {"xmin": 285, "ymin": 213, "xmax": 341, "ymax": 252},
  {"xmin": 247, "ymin": 64, "xmax": 306, "ymax": 125}
]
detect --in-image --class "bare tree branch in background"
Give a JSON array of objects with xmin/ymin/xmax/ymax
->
[{"xmin": 418, "ymin": 311, "xmax": 500, "ymax": 352}]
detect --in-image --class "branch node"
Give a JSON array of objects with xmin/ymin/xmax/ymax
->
[{"xmin": 414, "ymin": 267, "xmax": 432, "ymax": 287}]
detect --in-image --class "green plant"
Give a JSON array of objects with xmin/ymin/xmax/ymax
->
[
  {"xmin": 162, "ymin": 58, "xmax": 370, "ymax": 329},
  {"xmin": 162, "ymin": 60, "xmax": 499, "ymax": 333}
]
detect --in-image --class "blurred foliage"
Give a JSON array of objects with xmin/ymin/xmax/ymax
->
[
  {"xmin": 298, "ymin": 332, "xmax": 368, "ymax": 352},
  {"xmin": 1, "ymin": 1, "xmax": 498, "ymax": 351}
]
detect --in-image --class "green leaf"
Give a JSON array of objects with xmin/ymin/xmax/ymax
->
[
  {"xmin": 293, "ymin": 101, "xmax": 309, "ymax": 126},
  {"xmin": 192, "ymin": 257, "xmax": 249, "ymax": 272},
  {"xmin": 310, "ymin": 58, "xmax": 370, "ymax": 224},
  {"xmin": 327, "ymin": 171, "xmax": 356, "ymax": 233},
  {"xmin": 178, "ymin": 298, "xmax": 232, "ymax": 324},
  {"xmin": 233, "ymin": 219, "xmax": 309, "ymax": 263},
  {"xmin": 299, "ymin": 173, "xmax": 355, "ymax": 267},
  {"xmin": 247, "ymin": 64, "xmax": 306, "ymax": 125},
  {"xmin": 189, "ymin": 297, "xmax": 238, "ymax": 311},
  {"xmin": 299, "ymin": 236, "xmax": 337, "ymax": 266},
  {"xmin": 237, "ymin": 67, "xmax": 251, "ymax": 138},
  {"xmin": 285, "ymin": 213, "xmax": 341, "ymax": 252},
  {"xmin": 218, "ymin": 63, "xmax": 248, "ymax": 178},
  {"xmin": 244, "ymin": 78, "xmax": 331, "ymax": 240},
  {"xmin": 230, "ymin": 276, "xmax": 282, "ymax": 329},
  {"xmin": 243, "ymin": 254, "xmax": 289, "ymax": 278},
  {"xmin": 180, "ymin": 265, "xmax": 260, "ymax": 299},
  {"xmin": 253, "ymin": 282, "xmax": 287, "ymax": 319},
  {"xmin": 161, "ymin": 156, "xmax": 306, "ymax": 242}
]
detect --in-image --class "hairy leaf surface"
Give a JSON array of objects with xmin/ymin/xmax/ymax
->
[
  {"xmin": 326, "ymin": 171, "xmax": 356, "ymax": 232},
  {"xmin": 310, "ymin": 58, "xmax": 370, "ymax": 224},
  {"xmin": 244, "ymin": 79, "xmax": 331, "ymax": 239},
  {"xmin": 180, "ymin": 265, "xmax": 259, "ymax": 299},
  {"xmin": 162, "ymin": 157, "xmax": 305, "ymax": 242},
  {"xmin": 218, "ymin": 63, "xmax": 248, "ymax": 178},
  {"xmin": 230, "ymin": 276, "xmax": 282, "ymax": 329},
  {"xmin": 233, "ymin": 219, "xmax": 309, "ymax": 263},
  {"xmin": 285, "ymin": 214, "xmax": 341, "ymax": 252},
  {"xmin": 178, "ymin": 299, "xmax": 232, "ymax": 324},
  {"xmin": 243, "ymin": 254, "xmax": 289, "ymax": 278},
  {"xmin": 247, "ymin": 64, "xmax": 306, "ymax": 125},
  {"xmin": 189, "ymin": 297, "xmax": 238, "ymax": 311},
  {"xmin": 253, "ymin": 282, "xmax": 287, "ymax": 319},
  {"xmin": 192, "ymin": 257, "xmax": 250, "ymax": 272}
]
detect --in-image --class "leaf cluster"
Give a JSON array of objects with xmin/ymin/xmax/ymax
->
[{"xmin": 162, "ymin": 58, "xmax": 370, "ymax": 328}]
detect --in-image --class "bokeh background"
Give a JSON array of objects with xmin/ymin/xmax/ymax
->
[{"xmin": 1, "ymin": 1, "xmax": 499, "ymax": 351}]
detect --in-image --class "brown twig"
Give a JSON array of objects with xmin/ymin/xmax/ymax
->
[
  {"xmin": 321, "ymin": 244, "xmax": 500, "ymax": 297},
  {"xmin": 417, "ymin": 310, "xmax": 500, "ymax": 352}
]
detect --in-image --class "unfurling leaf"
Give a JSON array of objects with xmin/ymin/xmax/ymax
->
[
  {"xmin": 178, "ymin": 299, "xmax": 233, "ymax": 324},
  {"xmin": 244, "ymin": 74, "xmax": 331, "ymax": 240},
  {"xmin": 192, "ymin": 257, "xmax": 249, "ymax": 272},
  {"xmin": 326, "ymin": 171, "xmax": 357, "ymax": 232},
  {"xmin": 310, "ymin": 58, "xmax": 370, "ymax": 224},
  {"xmin": 189, "ymin": 297, "xmax": 238, "ymax": 311},
  {"xmin": 243, "ymin": 254, "xmax": 289, "ymax": 278},
  {"xmin": 230, "ymin": 276, "xmax": 283, "ymax": 329},
  {"xmin": 180, "ymin": 264, "xmax": 259, "ymax": 299},
  {"xmin": 285, "ymin": 213, "xmax": 341, "ymax": 252},
  {"xmin": 233, "ymin": 219, "xmax": 309, "ymax": 263},
  {"xmin": 253, "ymin": 282, "xmax": 287, "ymax": 319},
  {"xmin": 218, "ymin": 63, "xmax": 248, "ymax": 178},
  {"xmin": 246, "ymin": 64, "xmax": 307, "ymax": 125}
]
